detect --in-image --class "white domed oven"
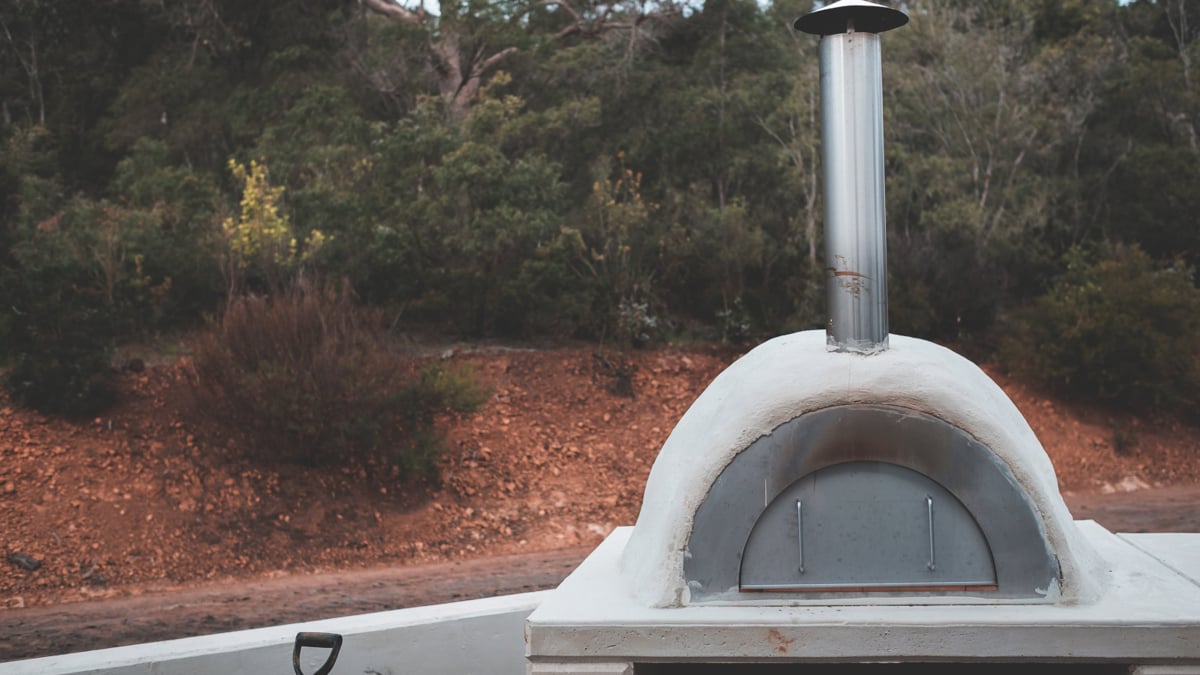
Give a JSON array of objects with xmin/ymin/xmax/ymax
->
[{"xmin": 526, "ymin": 2, "xmax": 1200, "ymax": 673}]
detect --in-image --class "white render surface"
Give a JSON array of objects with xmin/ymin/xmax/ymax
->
[
  {"xmin": 1121, "ymin": 533, "xmax": 1200, "ymax": 587},
  {"xmin": 528, "ymin": 525, "xmax": 1200, "ymax": 665},
  {"xmin": 0, "ymin": 591, "xmax": 547, "ymax": 675},
  {"xmin": 621, "ymin": 330, "xmax": 1106, "ymax": 607}
]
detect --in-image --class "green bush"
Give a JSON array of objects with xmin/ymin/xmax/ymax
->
[
  {"xmin": 3, "ymin": 300, "xmax": 116, "ymax": 418},
  {"xmin": 110, "ymin": 139, "xmax": 224, "ymax": 325},
  {"xmin": 189, "ymin": 281, "xmax": 486, "ymax": 472},
  {"xmin": 0, "ymin": 148, "xmax": 220, "ymax": 419},
  {"xmin": 0, "ymin": 185, "xmax": 210, "ymax": 419},
  {"xmin": 1000, "ymin": 247, "xmax": 1200, "ymax": 410},
  {"xmin": 1, "ymin": 205, "xmax": 117, "ymax": 417}
]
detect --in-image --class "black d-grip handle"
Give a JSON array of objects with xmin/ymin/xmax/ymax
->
[{"xmin": 293, "ymin": 632, "xmax": 343, "ymax": 675}]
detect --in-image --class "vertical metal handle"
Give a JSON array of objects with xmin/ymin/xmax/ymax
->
[
  {"xmin": 796, "ymin": 499, "xmax": 805, "ymax": 574},
  {"xmin": 926, "ymin": 495, "xmax": 936, "ymax": 571}
]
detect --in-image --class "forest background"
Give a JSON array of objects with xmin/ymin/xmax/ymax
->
[{"xmin": 1, "ymin": 0, "xmax": 1199, "ymax": 436}]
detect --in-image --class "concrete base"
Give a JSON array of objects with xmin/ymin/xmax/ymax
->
[
  {"xmin": 528, "ymin": 665, "xmax": 633, "ymax": 675},
  {"xmin": 526, "ymin": 524, "xmax": 1200, "ymax": 673}
]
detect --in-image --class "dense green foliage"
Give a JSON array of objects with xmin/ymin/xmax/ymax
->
[
  {"xmin": 1002, "ymin": 247, "xmax": 1200, "ymax": 411},
  {"xmin": 1, "ymin": 0, "xmax": 1199, "ymax": 413}
]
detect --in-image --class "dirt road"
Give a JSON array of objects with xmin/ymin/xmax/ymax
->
[
  {"xmin": 3, "ymin": 488, "xmax": 1198, "ymax": 663},
  {"xmin": 0, "ymin": 547, "xmax": 591, "ymax": 661},
  {"xmin": 1062, "ymin": 484, "xmax": 1200, "ymax": 533}
]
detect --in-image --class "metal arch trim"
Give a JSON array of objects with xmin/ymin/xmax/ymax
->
[{"xmin": 683, "ymin": 404, "xmax": 1058, "ymax": 603}]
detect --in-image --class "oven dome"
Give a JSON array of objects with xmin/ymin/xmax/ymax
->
[{"xmin": 619, "ymin": 331, "xmax": 1107, "ymax": 608}]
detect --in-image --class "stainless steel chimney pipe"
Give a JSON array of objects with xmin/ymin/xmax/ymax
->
[{"xmin": 795, "ymin": 1, "xmax": 907, "ymax": 354}]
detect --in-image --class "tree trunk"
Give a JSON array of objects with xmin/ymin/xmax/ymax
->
[{"xmin": 361, "ymin": 0, "xmax": 516, "ymax": 121}]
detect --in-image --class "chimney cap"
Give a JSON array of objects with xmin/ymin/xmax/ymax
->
[{"xmin": 794, "ymin": 0, "xmax": 908, "ymax": 36}]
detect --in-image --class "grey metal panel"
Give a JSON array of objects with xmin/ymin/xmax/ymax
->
[
  {"xmin": 740, "ymin": 462, "xmax": 997, "ymax": 590},
  {"xmin": 683, "ymin": 405, "xmax": 1059, "ymax": 602}
]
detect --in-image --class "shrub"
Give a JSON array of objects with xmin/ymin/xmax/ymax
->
[
  {"xmin": 3, "ymin": 300, "xmax": 116, "ymax": 417},
  {"xmin": 716, "ymin": 297, "xmax": 753, "ymax": 345},
  {"xmin": 190, "ymin": 281, "xmax": 486, "ymax": 472},
  {"xmin": 560, "ymin": 157, "xmax": 665, "ymax": 346},
  {"xmin": 1000, "ymin": 246, "xmax": 1200, "ymax": 410},
  {"xmin": 616, "ymin": 299, "xmax": 661, "ymax": 348},
  {"xmin": 220, "ymin": 159, "xmax": 328, "ymax": 298},
  {"xmin": 1, "ymin": 209, "xmax": 117, "ymax": 417},
  {"xmin": 110, "ymin": 139, "xmax": 224, "ymax": 325},
  {"xmin": 0, "ymin": 173, "xmax": 218, "ymax": 420}
]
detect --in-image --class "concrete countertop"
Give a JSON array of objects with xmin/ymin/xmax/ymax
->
[{"xmin": 528, "ymin": 523, "xmax": 1200, "ymax": 664}]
